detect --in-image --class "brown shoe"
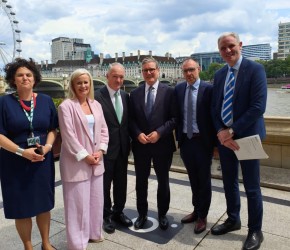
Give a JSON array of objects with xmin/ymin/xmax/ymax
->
[
  {"xmin": 194, "ymin": 218, "xmax": 207, "ymax": 234},
  {"xmin": 181, "ymin": 212, "xmax": 198, "ymax": 224}
]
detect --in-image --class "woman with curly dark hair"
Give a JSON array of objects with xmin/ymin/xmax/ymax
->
[{"xmin": 0, "ymin": 58, "xmax": 58, "ymax": 250}]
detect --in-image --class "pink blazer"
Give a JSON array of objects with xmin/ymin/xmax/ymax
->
[{"xmin": 58, "ymin": 98, "xmax": 109, "ymax": 182}]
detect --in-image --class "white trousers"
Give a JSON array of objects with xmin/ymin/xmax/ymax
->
[{"xmin": 62, "ymin": 175, "xmax": 104, "ymax": 250}]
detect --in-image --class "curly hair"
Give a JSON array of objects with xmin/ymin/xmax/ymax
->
[{"xmin": 4, "ymin": 58, "xmax": 42, "ymax": 89}]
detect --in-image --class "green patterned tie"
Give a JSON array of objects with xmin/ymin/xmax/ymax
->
[{"xmin": 114, "ymin": 91, "xmax": 122, "ymax": 123}]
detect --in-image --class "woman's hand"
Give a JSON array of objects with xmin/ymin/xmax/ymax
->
[
  {"xmin": 92, "ymin": 150, "xmax": 103, "ymax": 165},
  {"xmin": 22, "ymin": 147, "xmax": 45, "ymax": 162}
]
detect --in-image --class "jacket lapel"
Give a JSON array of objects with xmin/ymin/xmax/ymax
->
[{"xmin": 75, "ymin": 99, "xmax": 94, "ymax": 144}]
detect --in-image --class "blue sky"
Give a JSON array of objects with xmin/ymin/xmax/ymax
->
[{"xmin": 1, "ymin": 0, "xmax": 290, "ymax": 64}]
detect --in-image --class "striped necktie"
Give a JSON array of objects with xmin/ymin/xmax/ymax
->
[
  {"xmin": 222, "ymin": 68, "xmax": 235, "ymax": 126},
  {"xmin": 187, "ymin": 85, "xmax": 195, "ymax": 139},
  {"xmin": 114, "ymin": 91, "xmax": 122, "ymax": 123}
]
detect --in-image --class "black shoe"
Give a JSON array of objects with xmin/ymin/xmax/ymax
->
[
  {"xmin": 211, "ymin": 219, "xmax": 241, "ymax": 235},
  {"xmin": 113, "ymin": 213, "xmax": 133, "ymax": 227},
  {"xmin": 134, "ymin": 215, "xmax": 147, "ymax": 229},
  {"xmin": 103, "ymin": 217, "xmax": 115, "ymax": 234},
  {"xmin": 159, "ymin": 215, "xmax": 169, "ymax": 230},
  {"xmin": 243, "ymin": 231, "xmax": 264, "ymax": 250}
]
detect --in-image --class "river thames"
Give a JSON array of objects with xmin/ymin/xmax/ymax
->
[{"xmin": 266, "ymin": 88, "xmax": 290, "ymax": 117}]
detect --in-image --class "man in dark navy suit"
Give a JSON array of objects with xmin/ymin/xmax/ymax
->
[
  {"xmin": 129, "ymin": 57, "xmax": 177, "ymax": 230},
  {"xmin": 95, "ymin": 62, "xmax": 132, "ymax": 233},
  {"xmin": 211, "ymin": 32, "xmax": 267, "ymax": 250},
  {"xmin": 174, "ymin": 58, "xmax": 215, "ymax": 234}
]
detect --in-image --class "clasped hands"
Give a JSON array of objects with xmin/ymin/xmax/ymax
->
[
  {"xmin": 217, "ymin": 129, "xmax": 240, "ymax": 151},
  {"xmin": 138, "ymin": 131, "xmax": 160, "ymax": 144},
  {"xmin": 85, "ymin": 150, "xmax": 103, "ymax": 166}
]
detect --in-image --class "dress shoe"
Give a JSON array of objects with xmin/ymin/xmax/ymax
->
[
  {"xmin": 181, "ymin": 212, "xmax": 198, "ymax": 224},
  {"xmin": 211, "ymin": 219, "xmax": 241, "ymax": 235},
  {"xmin": 194, "ymin": 218, "xmax": 207, "ymax": 234},
  {"xmin": 242, "ymin": 231, "xmax": 264, "ymax": 250},
  {"xmin": 103, "ymin": 217, "xmax": 115, "ymax": 234},
  {"xmin": 159, "ymin": 215, "xmax": 169, "ymax": 230},
  {"xmin": 134, "ymin": 215, "xmax": 147, "ymax": 229},
  {"xmin": 41, "ymin": 244, "xmax": 57, "ymax": 250},
  {"xmin": 113, "ymin": 212, "xmax": 133, "ymax": 227},
  {"xmin": 89, "ymin": 237, "xmax": 104, "ymax": 243}
]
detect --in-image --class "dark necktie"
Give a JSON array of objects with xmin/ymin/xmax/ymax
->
[
  {"xmin": 222, "ymin": 68, "xmax": 235, "ymax": 126},
  {"xmin": 146, "ymin": 86, "xmax": 154, "ymax": 119},
  {"xmin": 187, "ymin": 85, "xmax": 195, "ymax": 139}
]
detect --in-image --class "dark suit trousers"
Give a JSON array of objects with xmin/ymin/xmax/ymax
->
[
  {"xmin": 180, "ymin": 135, "xmax": 212, "ymax": 219},
  {"xmin": 103, "ymin": 153, "xmax": 128, "ymax": 218},
  {"xmin": 133, "ymin": 147, "xmax": 173, "ymax": 217},
  {"xmin": 218, "ymin": 144, "xmax": 263, "ymax": 231}
]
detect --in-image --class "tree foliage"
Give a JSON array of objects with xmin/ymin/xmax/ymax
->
[{"xmin": 200, "ymin": 55, "xmax": 290, "ymax": 81}]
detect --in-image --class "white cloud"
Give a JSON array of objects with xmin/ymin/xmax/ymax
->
[{"xmin": 1, "ymin": 0, "xmax": 290, "ymax": 64}]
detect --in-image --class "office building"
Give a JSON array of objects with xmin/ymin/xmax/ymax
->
[
  {"xmin": 278, "ymin": 21, "xmax": 290, "ymax": 60},
  {"xmin": 242, "ymin": 43, "xmax": 271, "ymax": 60},
  {"xmin": 191, "ymin": 51, "xmax": 224, "ymax": 71},
  {"xmin": 51, "ymin": 37, "xmax": 92, "ymax": 63}
]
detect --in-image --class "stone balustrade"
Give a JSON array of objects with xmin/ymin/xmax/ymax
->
[{"xmin": 262, "ymin": 116, "xmax": 290, "ymax": 169}]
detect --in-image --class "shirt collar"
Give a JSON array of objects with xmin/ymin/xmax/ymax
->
[
  {"xmin": 186, "ymin": 78, "xmax": 200, "ymax": 90},
  {"xmin": 146, "ymin": 80, "xmax": 159, "ymax": 92},
  {"xmin": 229, "ymin": 55, "xmax": 243, "ymax": 71},
  {"xmin": 106, "ymin": 85, "xmax": 119, "ymax": 98}
]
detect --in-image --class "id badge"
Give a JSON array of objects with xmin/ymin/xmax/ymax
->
[{"xmin": 27, "ymin": 136, "xmax": 40, "ymax": 146}]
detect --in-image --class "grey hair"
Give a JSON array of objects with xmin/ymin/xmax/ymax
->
[
  {"xmin": 181, "ymin": 57, "xmax": 200, "ymax": 67},
  {"xmin": 67, "ymin": 68, "xmax": 94, "ymax": 100},
  {"xmin": 108, "ymin": 62, "xmax": 125, "ymax": 73},
  {"xmin": 141, "ymin": 56, "xmax": 159, "ymax": 68},
  {"xmin": 218, "ymin": 32, "xmax": 240, "ymax": 45}
]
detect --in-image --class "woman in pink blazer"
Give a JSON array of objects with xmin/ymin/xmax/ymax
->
[{"xmin": 58, "ymin": 69, "xmax": 109, "ymax": 250}]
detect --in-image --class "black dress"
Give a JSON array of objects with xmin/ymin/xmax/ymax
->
[{"xmin": 0, "ymin": 93, "xmax": 58, "ymax": 219}]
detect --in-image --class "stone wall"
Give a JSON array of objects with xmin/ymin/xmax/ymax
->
[{"xmin": 261, "ymin": 116, "xmax": 290, "ymax": 169}]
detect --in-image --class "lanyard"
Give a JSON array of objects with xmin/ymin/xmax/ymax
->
[{"xmin": 15, "ymin": 93, "xmax": 35, "ymax": 136}]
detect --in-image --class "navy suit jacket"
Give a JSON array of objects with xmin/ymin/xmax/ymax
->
[
  {"xmin": 129, "ymin": 82, "xmax": 177, "ymax": 155},
  {"xmin": 95, "ymin": 87, "xmax": 130, "ymax": 160},
  {"xmin": 175, "ymin": 80, "xmax": 215, "ymax": 150},
  {"xmin": 211, "ymin": 58, "xmax": 267, "ymax": 140}
]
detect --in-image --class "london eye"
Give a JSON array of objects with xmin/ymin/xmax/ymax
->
[{"xmin": 0, "ymin": 0, "xmax": 22, "ymax": 74}]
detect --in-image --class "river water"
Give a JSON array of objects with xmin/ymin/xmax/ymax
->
[{"xmin": 266, "ymin": 88, "xmax": 290, "ymax": 117}]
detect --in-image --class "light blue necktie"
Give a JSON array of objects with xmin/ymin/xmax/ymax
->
[
  {"xmin": 114, "ymin": 91, "xmax": 122, "ymax": 123},
  {"xmin": 146, "ymin": 86, "xmax": 154, "ymax": 119},
  {"xmin": 187, "ymin": 85, "xmax": 195, "ymax": 139},
  {"xmin": 222, "ymin": 68, "xmax": 235, "ymax": 126}
]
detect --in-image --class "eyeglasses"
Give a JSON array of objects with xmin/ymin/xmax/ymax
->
[
  {"xmin": 183, "ymin": 68, "xmax": 197, "ymax": 73},
  {"xmin": 142, "ymin": 68, "xmax": 156, "ymax": 73}
]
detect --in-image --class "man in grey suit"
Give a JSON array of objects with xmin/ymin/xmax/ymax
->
[
  {"xmin": 129, "ymin": 57, "xmax": 177, "ymax": 230},
  {"xmin": 95, "ymin": 62, "xmax": 132, "ymax": 234}
]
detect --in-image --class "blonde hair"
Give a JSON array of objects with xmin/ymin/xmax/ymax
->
[{"xmin": 67, "ymin": 68, "xmax": 94, "ymax": 100}]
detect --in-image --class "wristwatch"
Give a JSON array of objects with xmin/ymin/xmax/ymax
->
[{"xmin": 228, "ymin": 128, "xmax": 234, "ymax": 135}]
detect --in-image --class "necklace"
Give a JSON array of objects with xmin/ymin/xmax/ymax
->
[{"xmin": 19, "ymin": 93, "xmax": 36, "ymax": 111}]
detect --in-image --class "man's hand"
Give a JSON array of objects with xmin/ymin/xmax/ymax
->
[
  {"xmin": 137, "ymin": 133, "xmax": 151, "ymax": 144},
  {"xmin": 217, "ymin": 129, "xmax": 233, "ymax": 145},
  {"xmin": 147, "ymin": 131, "xmax": 160, "ymax": 144},
  {"xmin": 223, "ymin": 138, "xmax": 240, "ymax": 151}
]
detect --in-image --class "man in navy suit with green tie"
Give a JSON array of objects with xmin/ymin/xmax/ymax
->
[{"xmin": 211, "ymin": 32, "xmax": 267, "ymax": 250}]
